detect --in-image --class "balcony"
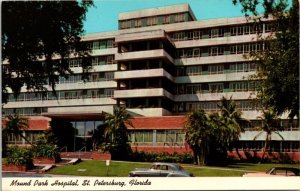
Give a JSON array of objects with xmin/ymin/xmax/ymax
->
[
  {"xmin": 116, "ymin": 29, "xmax": 173, "ymax": 44},
  {"xmin": 14, "ymin": 81, "xmax": 117, "ymax": 93},
  {"xmin": 174, "ymin": 92, "xmax": 255, "ymax": 102},
  {"xmin": 126, "ymin": 108, "xmax": 172, "ymax": 117},
  {"xmin": 240, "ymin": 130, "xmax": 300, "ymax": 141},
  {"xmin": 3, "ymin": 98, "xmax": 117, "ymax": 108},
  {"xmin": 115, "ymin": 68, "xmax": 174, "ymax": 81},
  {"xmin": 45, "ymin": 105, "xmax": 114, "ymax": 116},
  {"xmin": 91, "ymin": 48, "xmax": 117, "ymax": 56},
  {"xmin": 114, "ymin": 88, "xmax": 173, "ymax": 100},
  {"xmin": 115, "ymin": 49, "xmax": 174, "ymax": 63},
  {"xmin": 175, "ymin": 72, "xmax": 255, "ymax": 83},
  {"xmin": 175, "ymin": 54, "xmax": 247, "ymax": 66},
  {"xmin": 174, "ymin": 33, "xmax": 271, "ymax": 48}
]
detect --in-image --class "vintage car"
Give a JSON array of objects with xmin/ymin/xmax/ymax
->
[
  {"xmin": 128, "ymin": 162, "xmax": 193, "ymax": 177},
  {"xmin": 243, "ymin": 167, "xmax": 300, "ymax": 177}
]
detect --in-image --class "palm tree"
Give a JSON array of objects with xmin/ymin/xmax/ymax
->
[
  {"xmin": 184, "ymin": 109, "xmax": 212, "ymax": 165},
  {"xmin": 217, "ymin": 96, "xmax": 248, "ymax": 160},
  {"xmin": 217, "ymin": 96, "xmax": 245, "ymax": 139},
  {"xmin": 102, "ymin": 107, "xmax": 132, "ymax": 159},
  {"xmin": 3, "ymin": 114, "xmax": 33, "ymax": 146},
  {"xmin": 254, "ymin": 108, "xmax": 284, "ymax": 162}
]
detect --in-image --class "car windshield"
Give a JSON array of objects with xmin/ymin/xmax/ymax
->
[{"xmin": 150, "ymin": 165, "xmax": 159, "ymax": 169}]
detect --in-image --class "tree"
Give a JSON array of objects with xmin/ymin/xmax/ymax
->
[
  {"xmin": 254, "ymin": 109, "xmax": 284, "ymax": 162},
  {"xmin": 208, "ymin": 97, "xmax": 246, "ymax": 162},
  {"xmin": 217, "ymin": 96, "xmax": 246, "ymax": 143},
  {"xmin": 101, "ymin": 107, "xmax": 132, "ymax": 160},
  {"xmin": 2, "ymin": 1, "xmax": 94, "ymax": 103},
  {"xmin": 232, "ymin": 0, "xmax": 299, "ymax": 120},
  {"xmin": 184, "ymin": 97, "xmax": 246, "ymax": 165},
  {"xmin": 2, "ymin": 114, "xmax": 32, "ymax": 146},
  {"xmin": 184, "ymin": 110, "xmax": 212, "ymax": 165}
]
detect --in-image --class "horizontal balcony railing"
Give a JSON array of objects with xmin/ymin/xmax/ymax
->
[
  {"xmin": 174, "ymin": 33, "xmax": 271, "ymax": 48},
  {"xmin": 175, "ymin": 72, "xmax": 255, "ymax": 83},
  {"xmin": 174, "ymin": 92, "xmax": 255, "ymax": 102},
  {"xmin": 91, "ymin": 48, "xmax": 118, "ymax": 56},
  {"xmin": 70, "ymin": 64, "xmax": 117, "ymax": 73},
  {"xmin": 3, "ymin": 98, "xmax": 117, "ymax": 108},
  {"xmin": 114, "ymin": 88, "xmax": 173, "ymax": 100},
  {"xmin": 126, "ymin": 108, "xmax": 172, "ymax": 117},
  {"xmin": 45, "ymin": 105, "xmax": 114, "ymax": 115},
  {"xmin": 12, "ymin": 81, "xmax": 117, "ymax": 93},
  {"xmin": 175, "ymin": 54, "xmax": 247, "ymax": 66},
  {"xmin": 115, "ymin": 68, "xmax": 174, "ymax": 81},
  {"xmin": 240, "ymin": 130, "xmax": 300, "ymax": 141},
  {"xmin": 115, "ymin": 49, "xmax": 174, "ymax": 63},
  {"xmin": 116, "ymin": 29, "xmax": 171, "ymax": 43}
]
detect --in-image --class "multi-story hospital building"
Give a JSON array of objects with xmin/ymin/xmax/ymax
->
[{"xmin": 2, "ymin": 4, "xmax": 299, "ymax": 160}]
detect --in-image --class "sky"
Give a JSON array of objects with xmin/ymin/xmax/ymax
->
[{"xmin": 83, "ymin": 0, "xmax": 248, "ymax": 34}]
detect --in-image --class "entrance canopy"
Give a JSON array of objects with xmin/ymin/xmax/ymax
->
[{"xmin": 42, "ymin": 112, "xmax": 105, "ymax": 121}]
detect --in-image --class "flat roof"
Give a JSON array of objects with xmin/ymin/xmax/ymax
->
[{"xmin": 118, "ymin": 4, "xmax": 196, "ymax": 21}]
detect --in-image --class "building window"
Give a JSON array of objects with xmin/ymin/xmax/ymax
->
[
  {"xmin": 25, "ymin": 131, "xmax": 43, "ymax": 144},
  {"xmin": 2, "ymin": 107, "xmax": 48, "ymax": 116},
  {"xmin": 184, "ymin": 102, "xmax": 221, "ymax": 112},
  {"xmin": 244, "ymin": 25, "xmax": 250, "ymax": 34},
  {"xmin": 230, "ymin": 81, "xmax": 249, "ymax": 92},
  {"xmin": 211, "ymin": 28, "xmax": 219, "ymax": 38},
  {"xmin": 174, "ymin": 13, "xmax": 185, "ymax": 22},
  {"xmin": 210, "ymin": 47, "xmax": 219, "ymax": 56},
  {"xmin": 186, "ymin": 66, "xmax": 202, "ymax": 76},
  {"xmin": 237, "ymin": 26, "xmax": 244, "ymax": 35},
  {"xmin": 193, "ymin": 31, "xmax": 200, "ymax": 40},
  {"xmin": 6, "ymin": 133, "xmax": 23, "ymax": 144},
  {"xmin": 175, "ymin": 85, "xmax": 186, "ymax": 95},
  {"xmin": 265, "ymin": 22, "xmax": 274, "ymax": 32},
  {"xmin": 162, "ymin": 15, "xmax": 170, "ymax": 24},
  {"xmin": 192, "ymin": 48, "xmax": 200, "ymax": 57},
  {"xmin": 209, "ymin": 83, "xmax": 224, "ymax": 93},
  {"xmin": 186, "ymin": 84, "xmax": 201, "ymax": 94},
  {"xmin": 156, "ymin": 130, "xmax": 184, "ymax": 145},
  {"xmin": 237, "ymin": 44, "xmax": 243, "ymax": 54},
  {"xmin": 187, "ymin": 31, "xmax": 193, "ymax": 40},
  {"xmin": 230, "ymin": 45, "xmax": 237, "ymax": 54},
  {"xmin": 146, "ymin": 17, "xmax": 157, "ymax": 26},
  {"xmin": 230, "ymin": 26, "xmax": 237, "ymax": 36},
  {"xmin": 120, "ymin": 20, "xmax": 130, "ymax": 29},
  {"xmin": 133, "ymin": 131, "xmax": 153, "ymax": 143},
  {"xmin": 237, "ymin": 100, "xmax": 255, "ymax": 111},
  {"xmin": 134, "ymin": 19, "xmax": 142, "ymax": 28},
  {"xmin": 69, "ymin": 59, "xmax": 82, "ymax": 67},
  {"xmin": 208, "ymin": 64, "xmax": 224, "ymax": 74}
]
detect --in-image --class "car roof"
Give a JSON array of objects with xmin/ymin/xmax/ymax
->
[{"xmin": 272, "ymin": 167, "xmax": 300, "ymax": 171}]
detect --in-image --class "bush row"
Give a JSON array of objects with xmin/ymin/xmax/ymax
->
[
  {"xmin": 5, "ymin": 144, "xmax": 60, "ymax": 167},
  {"xmin": 129, "ymin": 151, "xmax": 194, "ymax": 164}
]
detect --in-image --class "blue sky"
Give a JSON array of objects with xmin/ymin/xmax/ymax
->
[{"xmin": 83, "ymin": 0, "xmax": 250, "ymax": 34}]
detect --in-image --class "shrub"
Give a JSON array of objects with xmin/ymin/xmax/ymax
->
[
  {"xmin": 6, "ymin": 146, "xmax": 33, "ymax": 168},
  {"xmin": 32, "ymin": 144, "xmax": 60, "ymax": 159},
  {"xmin": 32, "ymin": 136, "xmax": 60, "ymax": 160},
  {"xmin": 129, "ymin": 152, "xmax": 193, "ymax": 164}
]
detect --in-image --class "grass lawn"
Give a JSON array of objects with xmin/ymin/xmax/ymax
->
[
  {"xmin": 47, "ymin": 160, "xmax": 300, "ymax": 177},
  {"xmin": 48, "ymin": 160, "xmax": 149, "ymax": 177}
]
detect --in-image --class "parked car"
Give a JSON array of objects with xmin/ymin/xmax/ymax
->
[
  {"xmin": 243, "ymin": 167, "xmax": 300, "ymax": 177},
  {"xmin": 128, "ymin": 162, "xmax": 193, "ymax": 177}
]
